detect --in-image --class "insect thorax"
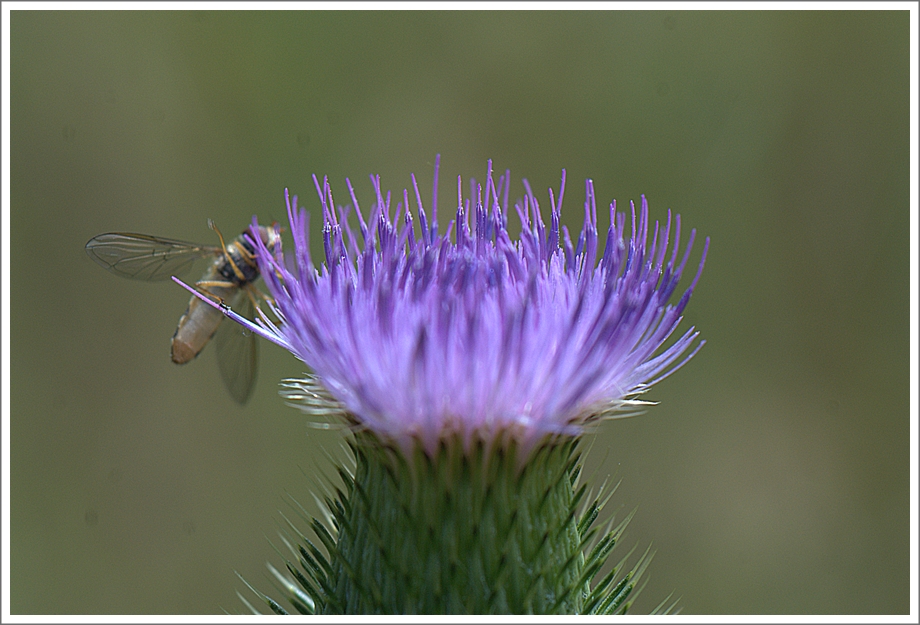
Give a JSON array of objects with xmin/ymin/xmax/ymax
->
[{"xmin": 220, "ymin": 238, "xmax": 261, "ymax": 286}]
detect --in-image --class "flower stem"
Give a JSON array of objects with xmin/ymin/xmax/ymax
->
[
  {"xmin": 260, "ymin": 429, "xmax": 653, "ymax": 615},
  {"xmin": 322, "ymin": 432, "xmax": 591, "ymax": 614}
]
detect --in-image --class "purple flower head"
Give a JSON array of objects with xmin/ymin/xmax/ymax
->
[{"xmin": 243, "ymin": 157, "xmax": 709, "ymax": 456}]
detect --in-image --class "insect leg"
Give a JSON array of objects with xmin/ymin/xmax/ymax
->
[{"xmin": 193, "ymin": 279, "xmax": 237, "ymax": 303}]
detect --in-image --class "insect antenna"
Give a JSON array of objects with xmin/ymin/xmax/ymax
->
[{"xmin": 208, "ymin": 219, "xmax": 249, "ymax": 282}]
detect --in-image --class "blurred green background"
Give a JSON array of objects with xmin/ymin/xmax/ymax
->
[{"xmin": 10, "ymin": 10, "xmax": 909, "ymax": 615}]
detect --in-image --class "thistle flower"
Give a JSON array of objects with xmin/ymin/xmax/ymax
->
[
  {"xmin": 234, "ymin": 156, "xmax": 707, "ymax": 454},
  {"xmin": 179, "ymin": 157, "xmax": 708, "ymax": 614}
]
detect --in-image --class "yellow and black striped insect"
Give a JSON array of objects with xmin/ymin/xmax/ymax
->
[{"xmin": 85, "ymin": 221, "xmax": 282, "ymax": 403}]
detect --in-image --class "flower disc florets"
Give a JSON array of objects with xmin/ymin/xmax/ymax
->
[{"xmin": 247, "ymin": 157, "xmax": 708, "ymax": 456}]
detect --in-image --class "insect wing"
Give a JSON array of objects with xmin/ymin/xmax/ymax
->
[
  {"xmin": 85, "ymin": 233, "xmax": 221, "ymax": 281},
  {"xmin": 213, "ymin": 290, "xmax": 258, "ymax": 404}
]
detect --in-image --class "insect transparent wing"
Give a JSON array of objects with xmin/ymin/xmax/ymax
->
[
  {"xmin": 85, "ymin": 233, "xmax": 221, "ymax": 281},
  {"xmin": 213, "ymin": 290, "xmax": 258, "ymax": 404}
]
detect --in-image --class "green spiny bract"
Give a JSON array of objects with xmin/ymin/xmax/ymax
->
[{"xmin": 248, "ymin": 432, "xmax": 661, "ymax": 615}]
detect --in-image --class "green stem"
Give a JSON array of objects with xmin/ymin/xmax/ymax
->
[
  {"xmin": 325, "ymin": 432, "xmax": 587, "ymax": 614},
  {"xmin": 260, "ymin": 430, "xmax": 653, "ymax": 615}
]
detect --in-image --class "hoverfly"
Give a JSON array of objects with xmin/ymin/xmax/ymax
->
[{"xmin": 85, "ymin": 221, "xmax": 282, "ymax": 404}]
